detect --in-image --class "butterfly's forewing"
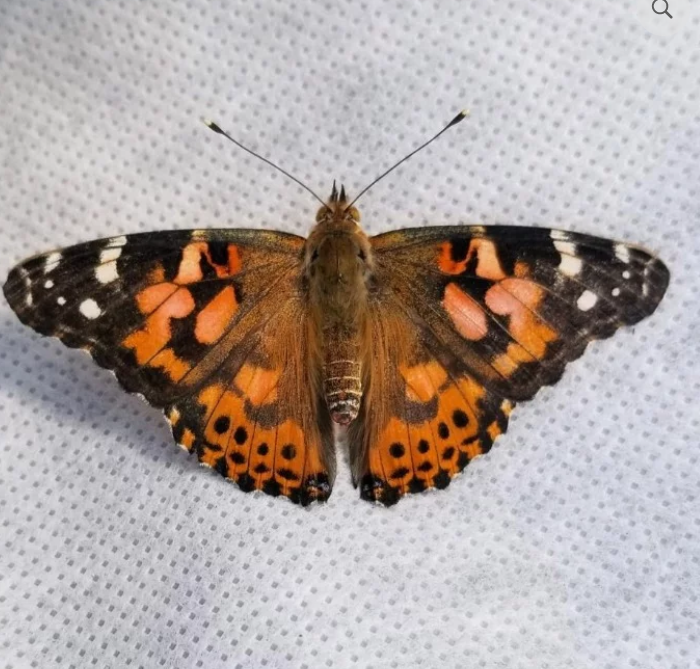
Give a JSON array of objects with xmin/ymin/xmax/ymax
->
[
  {"xmin": 3, "ymin": 230, "xmax": 334, "ymax": 505},
  {"xmin": 350, "ymin": 225, "xmax": 669, "ymax": 505}
]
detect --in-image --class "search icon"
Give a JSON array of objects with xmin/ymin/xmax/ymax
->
[{"xmin": 652, "ymin": 0, "xmax": 673, "ymax": 18}]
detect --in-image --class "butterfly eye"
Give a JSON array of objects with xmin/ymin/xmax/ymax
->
[
  {"xmin": 357, "ymin": 249, "xmax": 366, "ymax": 262},
  {"xmin": 311, "ymin": 248, "xmax": 319, "ymax": 263}
]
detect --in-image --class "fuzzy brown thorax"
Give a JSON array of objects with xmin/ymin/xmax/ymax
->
[{"xmin": 304, "ymin": 185, "xmax": 373, "ymax": 425}]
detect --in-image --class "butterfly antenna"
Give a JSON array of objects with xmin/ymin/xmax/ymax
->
[
  {"xmin": 203, "ymin": 120, "xmax": 330, "ymax": 210},
  {"xmin": 346, "ymin": 109, "xmax": 470, "ymax": 210}
]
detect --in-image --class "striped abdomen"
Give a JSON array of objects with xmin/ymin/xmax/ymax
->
[{"xmin": 324, "ymin": 333, "xmax": 362, "ymax": 426}]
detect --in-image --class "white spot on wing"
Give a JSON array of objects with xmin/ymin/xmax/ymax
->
[
  {"xmin": 100, "ymin": 247, "xmax": 122, "ymax": 263},
  {"xmin": 109, "ymin": 235, "xmax": 127, "ymax": 247},
  {"xmin": 95, "ymin": 246, "xmax": 123, "ymax": 283},
  {"xmin": 44, "ymin": 279, "xmax": 54, "ymax": 289},
  {"xmin": 615, "ymin": 243, "xmax": 631, "ymax": 264},
  {"xmin": 44, "ymin": 252, "xmax": 62, "ymax": 273},
  {"xmin": 57, "ymin": 296, "xmax": 66, "ymax": 306},
  {"xmin": 577, "ymin": 290, "xmax": 598, "ymax": 311},
  {"xmin": 555, "ymin": 241, "xmax": 582, "ymax": 276},
  {"xmin": 554, "ymin": 241, "xmax": 576, "ymax": 255},
  {"xmin": 79, "ymin": 298, "xmax": 101, "ymax": 319},
  {"xmin": 622, "ymin": 270, "xmax": 631, "ymax": 279},
  {"xmin": 559, "ymin": 255, "xmax": 583, "ymax": 277},
  {"xmin": 550, "ymin": 230, "xmax": 570, "ymax": 241},
  {"xmin": 96, "ymin": 261, "xmax": 119, "ymax": 284},
  {"xmin": 19, "ymin": 268, "xmax": 32, "ymax": 305},
  {"xmin": 612, "ymin": 287, "xmax": 621, "ymax": 297}
]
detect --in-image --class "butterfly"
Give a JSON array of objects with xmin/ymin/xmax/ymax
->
[{"xmin": 2, "ymin": 114, "xmax": 670, "ymax": 506}]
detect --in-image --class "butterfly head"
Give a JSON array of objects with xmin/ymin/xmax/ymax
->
[{"xmin": 315, "ymin": 182, "xmax": 361, "ymax": 226}]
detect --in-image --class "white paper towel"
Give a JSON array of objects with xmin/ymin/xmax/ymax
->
[{"xmin": 0, "ymin": 1, "xmax": 698, "ymax": 667}]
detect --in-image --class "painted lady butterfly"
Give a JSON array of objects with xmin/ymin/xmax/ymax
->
[{"xmin": 3, "ymin": 114, "xmax": 670, "ymax": 505}]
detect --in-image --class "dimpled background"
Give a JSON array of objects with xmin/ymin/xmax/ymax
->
[{"xmin": 0, "ymin": 0, "xmax": 699, "ymax": 668}]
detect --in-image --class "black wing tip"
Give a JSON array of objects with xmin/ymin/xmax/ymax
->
[
  {"xmin": 3, "ymin": 267, "xmax": 45, "ymax": 333},
  {"xmin": 4, "ymin": 265, "xmax": 26, "ymax": 312},
  {"xmin": 643, "ymin": 256, "xmax": 671, "ymax": 312}
]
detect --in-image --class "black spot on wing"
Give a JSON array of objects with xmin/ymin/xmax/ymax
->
[
  {"xmin": 389, "ymin": 443, "xmax": 405, "ymax": 458},
  {"xmin": 280, "ymin": 443, "xmax": 296, "ymax": 460},
  {"xmin": 208, "ymin": 241, "xmax": 230, "ymax": 267},
  {"xmin": 448, "ymin": 237, "xmax": 470, "ymax": 263},
  {"xmin": 214, "ymin": 416, "xmax": 230, "ymax": 434}
]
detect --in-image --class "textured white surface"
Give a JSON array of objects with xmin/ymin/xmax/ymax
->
[{"xmin": 1, "ymin": 1, "xmax": 699, "ymax": 668}]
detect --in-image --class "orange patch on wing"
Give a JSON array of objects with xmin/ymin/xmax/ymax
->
[
  {"xmin": 491, "ymin": 342, "xmax": 534, "ymax": 377},
  {"xmin": 234, "ymin": 364, "xmax": 280, "ymax": 405},
  {"xmin": 180, "ymin": 428, "xmax": 195, "ymax": 450},
  {"xmin": 134, "ymin": 282, "xmax": 179, "ymax": 314},
  {"xmin": 438, "ymin": 239, "xmax": 506, "ymax": 280},
  {"xmin": 195, "ymin": 286, "xmax": 238, "ymax": 345},
  {"xmin": 463, "ymin": 439, "xmax": 482, "ymax": 460},
  {"xmin": 400, "ymin": 360, "xmax": 448, "ymax": 402},
  {"xmin": 176, "ymin": 244, "xmax": 206, "ymax": 284},
  {"xmin": 124, "ymin": 287, "xmax": 195, "ymax": 365},
  {"xmin": 149, "ymin": 348, "xmax": 191, "ymax": 381},
  {"xmin": 487, "ymin": 421, "xmax": 501, "ymax": 441},
  {"xmin": 224, "ymin": 245, "xmax": 242, "ymax": 276},
  {"xmin": 472, "ymin": 239, "xmax": 507, "ymax": 280},
  {"xmin": 485, "ymin": 279, "xmax": 557, "ymax": 359},
  {"xmin": 442, "ymin": 282, "xmax": 488, "ymax": 341}
]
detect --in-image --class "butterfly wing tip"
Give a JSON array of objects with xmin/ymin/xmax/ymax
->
[
  {"xmin": 3, "ymin": 266, "xmax": 29, "ymax": 315},
  {"xmin": 648, "ymin": 257, "xmax": 671, "ymax": 304}
]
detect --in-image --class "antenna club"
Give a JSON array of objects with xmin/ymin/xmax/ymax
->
[
  {"xmin": 447, "ymin": 109, "xmax": 470, "ymax": 128},
  {"xmin": 203, "ymin": 119, "xmax": 224, "ymax": 134}
]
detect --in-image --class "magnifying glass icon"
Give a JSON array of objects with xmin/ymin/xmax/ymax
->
[{"xmin": 651, "ymin": 0, "xmax": 673, "ymax": 18}]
